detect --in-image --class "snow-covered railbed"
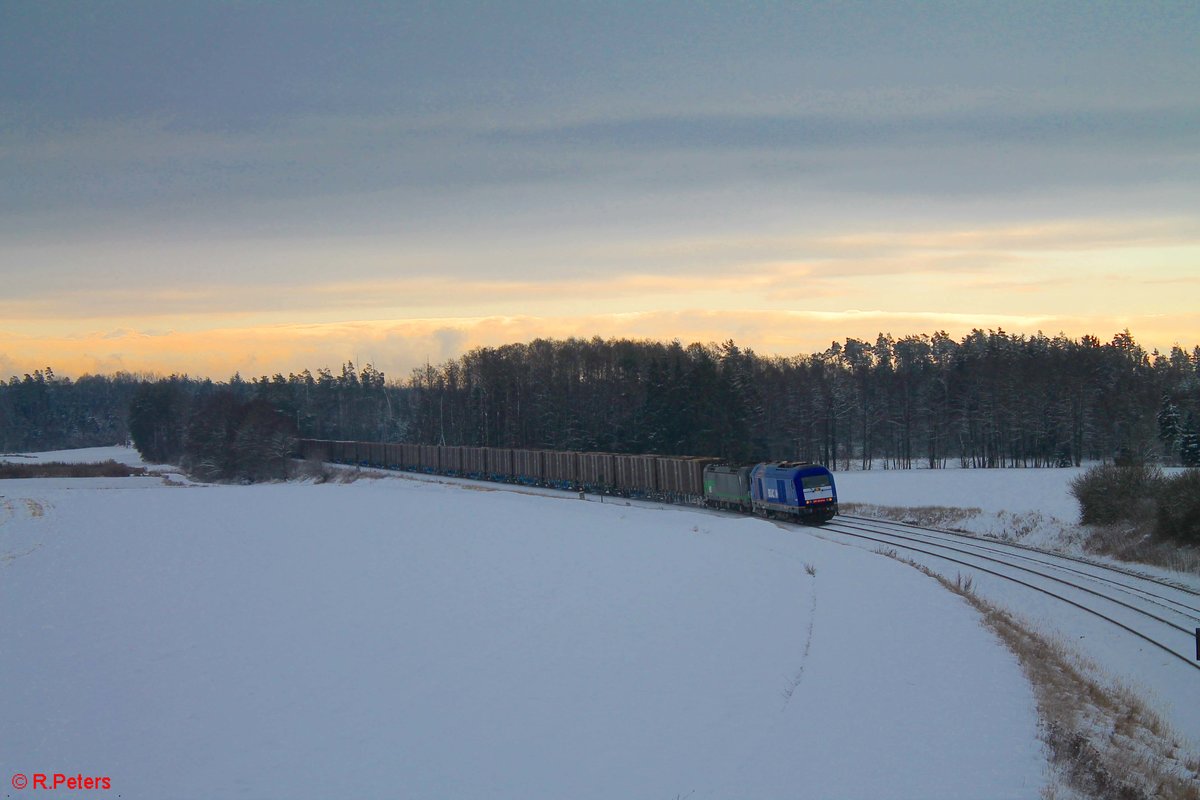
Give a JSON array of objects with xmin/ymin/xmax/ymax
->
[
  {"xmin": 836, "ymin": 514, "xmax": 1200, "ymax": 625},
  {"xmin": 807, "ymin": 514, "xmax": 1200, "ymax": 749},
  {"xmin": 835, "ymin": 466, "xmax": 1200, "ymax": 590},
  {"xmin": 1, "ymin": 472, "xmax": 1045, "ymax": 799}
]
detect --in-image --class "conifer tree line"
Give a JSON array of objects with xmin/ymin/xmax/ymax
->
[
  {"xmin": 0, "ymin": 368, "xmax": 139, "ymax": 452},
  {"xmin": 0, "ymin": 365, "xmax": 403, "ymax": 479},
  {"xmin": 404, "ymin": 330, "xmax": 1200, "ymax": 469},
  {"xmin": 1, "ymin": 329, "xmax": 1198, "ymax": 471}
]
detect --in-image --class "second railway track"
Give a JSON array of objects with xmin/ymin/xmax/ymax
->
[
  {"xmin": 804, "ymin": 514, "xmax": 1200, "ymax": 672},
  {"xmin": 837, "ymin": 514, "xmax": 1200, "ymax": 618}
]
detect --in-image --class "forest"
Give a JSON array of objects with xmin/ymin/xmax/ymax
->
[
  {"xmin": 1, "ymin": 329, "xmax": 1198, "ymax": 471},
  {"xmin": 403, "ymin": 329, "xmax": 1200, "ymax": 469}
]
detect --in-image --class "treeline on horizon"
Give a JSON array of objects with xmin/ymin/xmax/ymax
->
[{"xmin": 2, "ymin": 329, "xmax": 1198, "ymax": 470}]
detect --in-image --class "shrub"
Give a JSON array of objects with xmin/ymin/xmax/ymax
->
[
  {"xmin": 231, "ymin": 399, "xmax": 298, "ymax": 482},
  {"xmin": 1068, "ymin": 464, "xmax": 1164, "ymax": 525},
  {"xmin": 1155, "ymin": 469, "xmax": 1200, "ymax": 545},
  {"xmin": 182, "ymin": 391, "xmax": 298, "ymax": 482}
]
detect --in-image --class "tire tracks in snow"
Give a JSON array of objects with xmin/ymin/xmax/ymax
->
[{"xmin": 0, "ymin": 493, "xmax": 52, "ymax": 565}]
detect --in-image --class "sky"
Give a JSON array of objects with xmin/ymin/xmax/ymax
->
[{"xmin": 2, "ymin": 1, "xmax": 1198, "ymax": 381}]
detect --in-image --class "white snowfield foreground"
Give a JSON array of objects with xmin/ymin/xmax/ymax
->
[{"xmin": 1, "ymin": 451, "xmax": 1048, "ymax": 798}]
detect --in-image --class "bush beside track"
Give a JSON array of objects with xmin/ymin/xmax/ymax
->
[{"xmin": 1070, "ymin": 465, "xmax": 1200, "ymax": 546}]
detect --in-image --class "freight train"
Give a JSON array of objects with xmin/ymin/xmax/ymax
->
[{"xmin": 298, "ymin": 439, "xmax": 838, "ymax": 524}]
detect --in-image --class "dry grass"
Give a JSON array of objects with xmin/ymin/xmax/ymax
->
[
  {"xmin": 329, "ymin": 467, "xmax": 387, "ymax": 483},
  {"xmin": 880, "ymin": 551, "xmax": 1200, "ymax": 800},
  {"xmin": 292, "ymin": 456, "xmax": 336, "ymax": 483},
  {"xmin": 0, "ymin": 460, "xmax": 147, "ymax": 479},
  {"xmin": 1084, "ymin": 523, "xmax": 1200, "ymax": 577},
  {"xmin": 841, "ymin": 501, "xmax": 983, "ymax": 531},
  {"xmin": 291, "ymin": 457, "xmax": 394, "ymax": 484}
]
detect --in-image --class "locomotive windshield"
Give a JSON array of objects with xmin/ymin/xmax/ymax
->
[{"xmin": 802, "ymin": 475, "xmax": 831, "ymax": 490}]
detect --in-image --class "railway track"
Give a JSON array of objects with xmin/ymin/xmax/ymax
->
[
  {"xmin": 805, "ymin": 514, "xmax": 1200, "ymax": 672},
  {"xmin": 844, "ymin": 513, "xmax": 1200, "ymax": 597},
  {"xmin": 838, "ymin": 514, "xmax": 1200, "ymax": 616}
]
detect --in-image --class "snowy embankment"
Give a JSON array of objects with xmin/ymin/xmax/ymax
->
[
  {"xmin": 835, "ymin": 466, "xmax": 1090, "ymax": 550},
  {"xmin": 834, "ymin": 465, "xmax": 1200, "ymax": 774},
  {"xmin": 1, "ymin": 449, "xmax": 1045, "ymax": 799},
  {"xmin": 836, "ymin": 466, "xmax": 1200, "ymax": 590}
]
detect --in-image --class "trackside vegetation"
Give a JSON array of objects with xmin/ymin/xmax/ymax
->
[{"xmin": 1070, "ymin": 464, "xmax": 1200, "ymax": 549}]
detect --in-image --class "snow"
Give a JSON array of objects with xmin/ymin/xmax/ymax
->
[
  {"xmin": 836, "ymin": 465, "xmax": 1200, "ymax": 590},
  {"xmin": 836, "ymin": 466, "xmax": 1088, "ymax": 521},
  {"xmin": 0, "ymin": 445, "xmax": 153, "ymax": 467},
  {"xmin": 832, "ymin": 466, "xmax": 1200, "ymax": 751},
  {"xmin": 835, "ymin": 466, "xmax": 1092, "ymax": 554},
  {"xmin": 1, "ymin": 458, "xmax": 1047, "ymax": 799}
]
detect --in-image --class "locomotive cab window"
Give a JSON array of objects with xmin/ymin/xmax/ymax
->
[{"xmin": 802, "ymin": 475, "xmax": 831, "ymax": 490}]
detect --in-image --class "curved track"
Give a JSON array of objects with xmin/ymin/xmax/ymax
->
[
  {"xmin": 804, "ymin": 514, "xmax": 1200, "ymax": 672},
  {"xmin": 838, "ymin": 515, "xmax": 1200, "ymax": 616},
  {"xmin": 319, "ymin": 457, "xmax": 1200, "ymax": 673}
]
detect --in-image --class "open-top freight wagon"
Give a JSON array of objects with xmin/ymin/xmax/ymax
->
[{"xmin": 297, "ymin": 439, "xmax": 836, "ymax": 522}]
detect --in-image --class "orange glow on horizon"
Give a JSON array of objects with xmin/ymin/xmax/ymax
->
[{"xmin": 3, "ymin": 310, "xmax": 1196, "ymax": 383}]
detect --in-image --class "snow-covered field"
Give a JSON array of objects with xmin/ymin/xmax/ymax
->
[
  {"xmin": 1, "ymin": 448, "xmax": 1048, "ymax": 798},
  {"xmin": 0, "ymin": 446, "xmax": 150, "ymax": 465},
  {"xmin": 838, "ymin": 465, "xmax": 1086, "ymax": 519},
  {"xmin": 836, "ymin": 466, "xmax": 1090, "ymax": 550}
]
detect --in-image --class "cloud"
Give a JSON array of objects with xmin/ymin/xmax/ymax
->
[
  {"xmin": 5, "ymin": 308, "xmax": 1197, "ymax": 382},
  {"xmin": 432, "ymin": 327, "xmax": 468, "ymax": 358},
  {"xmin": 484, "ymin": 105, "xmax": 1200, "ymax": 154},
  {"xmin": 3, "ymin": 4, "xmax": 1196, "ymax": 385},
  {"xmin": 6, "ymin": 88, "xmax": 1198, "ymax": 245},
  {"xmin": 4, "ymin": 217, "xmax": 1197, "ymax": 324}
]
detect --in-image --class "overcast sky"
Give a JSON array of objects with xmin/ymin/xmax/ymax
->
[{"xmin": 2, "ymin": 1, "xmax": 1198, "ymax": 379}]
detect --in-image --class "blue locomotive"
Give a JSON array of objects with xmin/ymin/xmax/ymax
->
[
  {"xmin": 301, "ymin": 439, "xmax": 838, "ymax": 524},
  {"xmin": 704, "ymin": 461, "xmax": 838, "ymax": 523}
]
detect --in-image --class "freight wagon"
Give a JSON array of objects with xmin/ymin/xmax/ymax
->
[{"xmin": 296, "ymin": 439, "xmax": 837, "ymax": 524}]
